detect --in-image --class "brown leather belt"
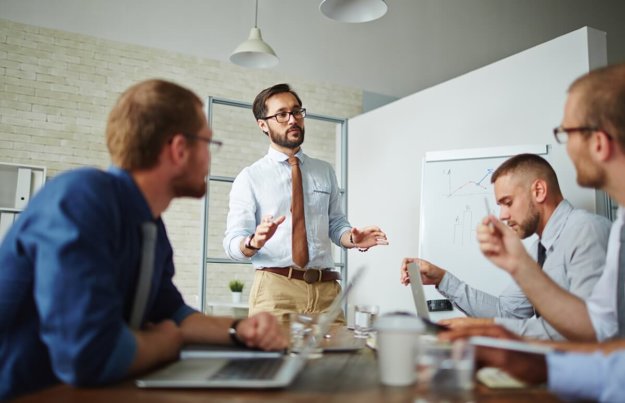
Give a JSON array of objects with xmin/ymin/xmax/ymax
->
[{"xmin": 260, "ymin": 267, "xmax": 341, "ymax": 284}]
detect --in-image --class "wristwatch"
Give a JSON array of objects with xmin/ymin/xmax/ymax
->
[
  {"xmin": 229, "ymin": 319, "xmax": 246, "ymax": 347},
  {"xmin": 244, "ymin": 234, "xmax": 260, "ymax": 250}
]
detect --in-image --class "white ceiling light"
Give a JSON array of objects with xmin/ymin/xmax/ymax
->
[
  {"xmin": 230, "ymin": 0, "xmax": 278, "ymax": 69},
  {"xmin": 319, "ymin": 0, "xmax": 388, "ymax": 23}
]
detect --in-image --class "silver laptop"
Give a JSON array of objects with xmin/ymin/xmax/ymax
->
[
  {"xmin": 135, "ymin": 266, "xmax": 367, "ymax": 389},
  {"xmin": 407, "ymin": 262, "xmax": 448, "ymax": 332},
  {"xmin": 407, "ymin": 261, "xmax": 430, "ymax": 319}
]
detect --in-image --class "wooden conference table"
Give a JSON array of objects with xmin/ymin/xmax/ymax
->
[{"xmin": 14, "ymin": 328, "xmax": 561, "ymax": 403}]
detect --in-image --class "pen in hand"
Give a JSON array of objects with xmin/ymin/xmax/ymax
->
[{"xmin": 483, "ymin": 197, "xmax": 494, "ymax": 229}]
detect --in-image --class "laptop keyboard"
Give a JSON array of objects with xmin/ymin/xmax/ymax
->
[{"xmin": 209, "ymin": 358, "xmax": 284, "ymax": 380}]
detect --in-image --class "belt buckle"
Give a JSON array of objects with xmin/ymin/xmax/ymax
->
[{"xmin": 303, "ymin": 269, "xmax": 321, "ymax": 284}]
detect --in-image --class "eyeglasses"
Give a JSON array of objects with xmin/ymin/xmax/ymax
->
[
  {"xmin": 552, "ymin": 126, "xmax": 599, "ymax": 144},
  {"xmin": 261, "ymin": 108, "xmax": 306, "ymax": 123},
  {"xmin": 182, "ymin": 133, "xmax": 223, "ymax": 153}
]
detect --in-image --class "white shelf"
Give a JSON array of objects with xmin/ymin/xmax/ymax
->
[{"xmin": 0, "ymin": 162, "xmax": 47, "ymax": 242}]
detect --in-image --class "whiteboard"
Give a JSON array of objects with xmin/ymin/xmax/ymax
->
[{"xmin": 418, "ymin": 144, "xmax": 548, "ymax": 310}]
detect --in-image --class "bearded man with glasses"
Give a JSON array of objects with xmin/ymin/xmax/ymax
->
[{"xmin": 223, "ymin": 83, "xmax": 388, "ymax": 321}]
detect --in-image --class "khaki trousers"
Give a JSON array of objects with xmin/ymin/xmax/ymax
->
[{"xmin": 248, "ymin": 270, "xmax": 345, "ymax": 323}]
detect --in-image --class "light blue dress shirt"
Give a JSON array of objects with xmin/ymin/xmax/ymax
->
[
  {"xmin": 548, "ymin": 350, "xmax": 625, "ymax": 401},
  {"xmin": 223, "ymin": 147, "xmax": 352, "ymax": 269},
  {"xmin": 586, "ymin": 207, "xmax": 624, "ymax": 341},
  {"xmin": 437, "ymin": 200, "xmax": 610, "ymax": 339}
]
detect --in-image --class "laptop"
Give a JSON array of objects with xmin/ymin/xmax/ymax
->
[
  {"xmin": 407, "ymin": 262, "xmax": 449, "ymax": 333},
  {"xmin": 135, "ymin": 266, "xmax": 367, "ymax": 389}
]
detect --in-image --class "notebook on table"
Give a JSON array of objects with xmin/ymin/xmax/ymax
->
[{"xmin": 135, "ymin": 266, "xmax": 367, "ymax": 389}]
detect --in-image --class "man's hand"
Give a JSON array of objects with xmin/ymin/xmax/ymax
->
[
  {"xmin": 438, "ymin": 317, "xmax": 494, "ymax": 329},
  {"xmin": 251, "ymin": 215, "xmax": 286, "ymax": 249},
  {"xmin": 438, "ymin": 323, "xmax": 547, "ymax": 384},
  {"xmin": 399, "ymin": 257, "xmax": 446, "ymax": 286},
  {"xmin": 439, "ymin": 323, "xmax": 523, "ymax": 343},
  {"xmin": 477, "ymin": 216, "xmax": 534, "ymax": 276},
  {"xmin": 350, "ymin": 226, "xmax": 388, "ymax": 249},
  {"xmin": 236, "ymin": 312, "xmax": 287, "ymax": 350}
]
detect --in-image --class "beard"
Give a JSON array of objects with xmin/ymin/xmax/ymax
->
[
  {"xmin": 173, "ymin": 176, "xmax": 206, "ymax": 199},
  {"xmin": 512, "ymin": 201, "xmax": 540, "ymax": 239},
  {"xmin": 268, "ymin": 124, "xmax": 305, "ymax": 149},
  {"xmin": 574, "ymin": 159, "xmax": 606, "ymax": 189},
  {"xmin": 172, "ymin": 150, "xmax": 208, "ymax": 198}
]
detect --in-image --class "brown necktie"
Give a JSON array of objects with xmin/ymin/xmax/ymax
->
[{"xmin": 289, "ymin": 156, "xmax": 309, "ymax": 268}]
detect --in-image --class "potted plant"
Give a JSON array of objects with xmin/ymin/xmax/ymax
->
[{"xmin": 229, "ymin": 279, "xmax": 244, "ymax": 303}]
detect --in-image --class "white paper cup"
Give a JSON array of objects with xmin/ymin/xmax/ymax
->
[{"xmin": 374, "ymin": 313, "xmax": 424, "ymax": 386}]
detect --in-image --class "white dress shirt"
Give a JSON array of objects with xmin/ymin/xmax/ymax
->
[
  {"xmin": 586, "ymin": 207, "xmax": 624, "ymax": 341},
  {"xmin": 223, "ymin": 147, "xmax": 351, "ymax": 269}
]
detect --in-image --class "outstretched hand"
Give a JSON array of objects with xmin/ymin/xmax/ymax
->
[
  {"xmin": 252, "ymin": 215, "xmax": 286, "ymax": 249},
  {"xmin": 350, "ymin": 226, "xmax": 388, "ymax": 249}
]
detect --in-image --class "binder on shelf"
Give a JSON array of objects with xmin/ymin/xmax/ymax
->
[
  {"xmin": 14, "ymin": 168, "xmax": 32, "ymax": 209},
  {"xmin": 31, "ymin": 169, "xmax": 45, "ymax": 197},
  {"xmin": 0, "ymin": 212, "xmax": 15, "ymax": 242}
]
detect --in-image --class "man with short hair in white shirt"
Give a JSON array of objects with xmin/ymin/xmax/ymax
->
[{"xmin": 223, "ymin": 83, "xmax": 388, "ymax": 320}]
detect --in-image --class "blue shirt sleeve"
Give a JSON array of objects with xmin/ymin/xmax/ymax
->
[
  {"xmin": 28, "ymin": 173, "xmax": 137, "ymax": 386},
  {"xmin": 548, "ymin": 350, "xmax": 625, "ymax": 402}
]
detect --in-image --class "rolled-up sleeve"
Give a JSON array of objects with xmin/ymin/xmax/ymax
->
[
  {"xmin": 327, "ymin": 169, "xmax": 350, "ymax": 246},
  {"xmin": 223, "ymin": 170, "xmax": 256, "ymax": 261}
]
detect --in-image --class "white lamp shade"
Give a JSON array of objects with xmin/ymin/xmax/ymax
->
[
  {"xmin": 230, "ymin": 27, "xmax": 279, "ymax": 69},
  {"xmin": 320, "ymin": 0, "xmax": 387, "ymax": 23}
]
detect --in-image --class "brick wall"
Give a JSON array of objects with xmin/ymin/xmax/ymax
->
[{"xmin": 0, "ymin": 19, "xmax": 363, "ymax": 311}]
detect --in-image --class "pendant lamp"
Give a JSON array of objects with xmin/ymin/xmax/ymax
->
[
  {"xmin": 320, "ymin": 0, "xmax": 388, "ymax": 23},
  {"xmin": 230, "ymin": 0, "xmax": 279, "ymax": 68}
]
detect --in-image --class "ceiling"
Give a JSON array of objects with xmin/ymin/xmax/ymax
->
[{"xmin": 2, "ymin": 0, "xmax": 625, "ymax": 98}]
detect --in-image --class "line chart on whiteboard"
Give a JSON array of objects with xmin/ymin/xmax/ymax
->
[{"xmin": 443, "ymin": 168, "xmax": 494, "ymax": 198}]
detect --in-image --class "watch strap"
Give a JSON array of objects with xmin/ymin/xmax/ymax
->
[{"xmin": 245, "ymin": 234, "xmax": 260, "ymax": 250}]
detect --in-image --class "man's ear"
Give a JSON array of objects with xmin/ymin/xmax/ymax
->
[
  {"xmin": 167, "ymin": 134, "xmax": 190, "ymax": 167},
  {"xmin": 257, "ymin": 119, "xmax": 269, "ymax": 136},
  {"xmin": 593, "ymin": 130, "xmax": 614, "ymax": 162},
  {"xmin": 531, "ymin": 179, "xmax": 548, "ymax": 203}
]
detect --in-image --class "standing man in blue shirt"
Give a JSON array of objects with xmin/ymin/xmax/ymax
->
[
  {"xmin": 223, "ymin": 83, "xmax": 388, "ymax": 320},
  {"xmin": 0, "ymin": 79, "xmax": 286, "ymax": 400},
  {"xmin": 443, "ymin": 63, "xmax": 625, "ymax": 402}
]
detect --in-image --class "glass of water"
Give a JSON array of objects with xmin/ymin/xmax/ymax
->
[
  {"xmin": 354, "ymin": 304, "xmax": 379, "ymax": 338},
  {"xmin": 289, "ymin": 312, "xmax": 324, "ymax": 359}
]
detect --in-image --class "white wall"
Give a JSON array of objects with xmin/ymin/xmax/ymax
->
[{"xmin": 346, "ymin": 27, "xmax": 607, "ymax": 315}]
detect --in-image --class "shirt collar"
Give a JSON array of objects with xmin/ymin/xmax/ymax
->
[
  {"xmin": 107, "ymin": 165, "xmax": 155, "ymax": 222},
  {"xmin": 540, "ymin": 199, "xmax": 574, "ymax": 251},
  {"xmin": 266, "ymin": 146, "xmax": 305, "ymax": 164}
]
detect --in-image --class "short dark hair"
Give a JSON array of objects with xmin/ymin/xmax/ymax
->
[
  {"xmin": 569, "ymin": 63, "xmax": 625, "ymax": 151},
  {"xmin": 491, "ymin": 153, "xmax": 562, "ymax": 195},
  {"xmin": 252, "ymin": 83, "xmax": 302, "ymax": 120}
]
